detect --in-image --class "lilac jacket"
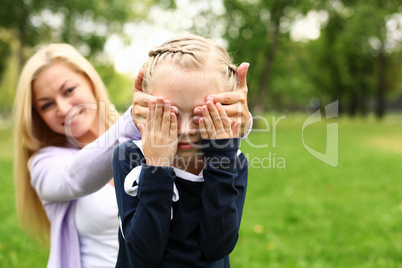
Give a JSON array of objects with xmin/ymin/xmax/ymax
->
[{"xmin": 29, "ymin": 107, "xmax": 141, "ymax": 268}]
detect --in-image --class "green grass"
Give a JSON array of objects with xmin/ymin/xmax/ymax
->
[
  {"xmin": 0, "ymin": 128, "xmax": 49, "ymax": 267},
  {"xmin": 1, "ymin": 114, "xmax": 401, "ymax": 267}
]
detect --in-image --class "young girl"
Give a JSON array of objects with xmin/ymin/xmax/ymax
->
[{"xmin": 113, "ymin": 35, "xmax": 249, "ymax": 267}]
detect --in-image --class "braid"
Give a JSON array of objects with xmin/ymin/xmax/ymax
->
[
  {"xmin": 148, "ymin": 47, "xmax": 195, "ymax": 58},
  {"xmin": 142, "ymin": 35, "xmax": 238, "ymax": 93}
]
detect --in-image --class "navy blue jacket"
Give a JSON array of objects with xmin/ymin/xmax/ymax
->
[{"xmin": 112, "ymin": 138, "xmax": 248, "ymax": 268}]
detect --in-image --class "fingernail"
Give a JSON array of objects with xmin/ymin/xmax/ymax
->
[{"xmin": 206, "ymin": 96, "xmax": 214, "ymax": 101}]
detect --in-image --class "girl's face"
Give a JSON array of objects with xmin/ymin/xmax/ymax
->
[
  {"xmin": 149, "ymin": 63, "xmax": 225, "ymax": 162},
  {"xmin": 32, "ymin": 62, "xmax": 99, "ymax": 144}
]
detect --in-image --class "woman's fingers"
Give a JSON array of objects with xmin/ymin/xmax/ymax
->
[
  {"xmin": 133, "ymin": 91, "xmax": 157, "ymax": 107},
  {"xmin": 132, "ymin": 90, "xmax": 157, "ymax": 127},
  {"xmin": 206, "ymin": 91, "xmax": 243, "ymax": 105},
  {"xmin": 236, "ymin": 62, "xmax": 249, "ymax": 91},
  {"xmin": 133, "ymin": 69, "xmax": 144, "ymax": 92}
]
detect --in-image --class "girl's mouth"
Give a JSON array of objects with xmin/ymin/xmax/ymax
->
[{"xmin": 177, "ymin": 142, "xmax": 199, "ymax": 150}]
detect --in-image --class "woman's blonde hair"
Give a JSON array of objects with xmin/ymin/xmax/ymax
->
[
  {"xmin": 13, "ymin": 43, "xmax": 119, "ymax": 244},
  {"xmin": 142, "ymin": 34, "xmax": 238, "ymax": 93}
]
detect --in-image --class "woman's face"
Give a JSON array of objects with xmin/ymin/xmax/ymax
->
[{"xmin": 32, "ymin": 61, "xmax": 99, "ymax": 144}]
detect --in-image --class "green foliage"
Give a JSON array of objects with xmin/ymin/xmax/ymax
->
[
  {"xmin": 305, "ymin": 0, "xmax": 402, "ymax": 116},
  {"xmin": 95, "ymin": 64, "xmax": 134, "ymax": 112},
  {"xmin": 222, "ymin": 0, "xmax": 314, "ymax": 113},
  {"xmin": 220, "ymin": 0, "xmax": 402, "ymax": 116},
  {"xmin": 0, "ymin": 40, "xmax": 10, "ymax": 80},
  {"xmin": 0, "ymin": 0, "xmax": 175, "ymax": 113}
]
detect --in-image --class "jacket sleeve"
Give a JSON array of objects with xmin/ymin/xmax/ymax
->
[
  {"xmin": 30, "ymin": 106, "xmax": 141, "ymax": 202},
  {"xmin": 113, "ymin": 142, "xmax": 175, "ymax": 266},
  {"xmin": 199, "ymin": 138, "xmax": 248, "ymax": 260}
]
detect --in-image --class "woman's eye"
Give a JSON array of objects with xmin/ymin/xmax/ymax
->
[
  {"xmin": 41, "ymin": 103, "xmax": 52, "ymax": 111},
  {"xmin": 65, "ymin": 86, "xmax": 76, "ymax": 95}
]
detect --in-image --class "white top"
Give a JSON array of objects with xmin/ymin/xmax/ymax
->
[
  {"xmin": 75, "ymin": 183, "xmax": 119, "ymax": 268},
  {"xmin": 29, "ymin": 106, "xmax": 141, "ymax": 268}
]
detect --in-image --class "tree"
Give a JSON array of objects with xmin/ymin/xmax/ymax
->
[
  {"xmin": 221, "ymin": 0, "xmax": 314, "ymax": 114},
  {"xmin": 220, "ymin": 0, "xmax": 401, "ymax": 116},
  {"xmin": 0, "ymin": 0, "xmax": 176, "ymax": 72},
  {"xmin": 0, "ymin": 0, "xmax": 175, "ymax": 113},
  {"xmin": 308, "ymin": 0, "xmax": 402, "ymax": 117}
]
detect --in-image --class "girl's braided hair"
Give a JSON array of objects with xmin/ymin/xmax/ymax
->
[{"xmin": 141, "ymin": 34, "xmax": 238, "ymax": 93}]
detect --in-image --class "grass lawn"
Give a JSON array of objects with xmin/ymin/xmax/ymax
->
[{"xmin": 1, "ymin": 114, "xmax": 401, "ymax": 267}]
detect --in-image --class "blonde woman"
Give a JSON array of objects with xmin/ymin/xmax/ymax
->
[
  {"xmin": 113, "ymin": 35, "xmax": 250, "ymax": 267},
  {"xmin": 13, "ymin": 43, "xmax": 142, "ymax": 268}
]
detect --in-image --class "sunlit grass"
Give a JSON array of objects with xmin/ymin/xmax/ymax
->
[
  {"xmin": 1, "ymin": 114, "xmax": 401, "ymax": 267},
  {"xmin": 232, "ymin": 114, "xmax": 402, "ymax": 267}
]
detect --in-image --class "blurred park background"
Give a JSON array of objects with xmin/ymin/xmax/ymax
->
[{"xmin": 1, "ymin": 0, "xmax": 402, "ymax": 267}]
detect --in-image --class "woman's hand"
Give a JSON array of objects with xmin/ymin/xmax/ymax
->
[
  {"xmin": 131, "ymin": 69, "xmax": 154, "ymax": 127},
  {"xmin": 193, "ymin": 62, "xmax": 251, "ymax": 138},
  {"xmin": 137, "ymin": 97, "xmax": 178, "ymax": 166},
  {"xmin": 199, "ymin": 100, "xmax": 240, "ymax": 140},
  {"xmin": 132, "ymin": 69, "xmax": 178, "ymax": 127}
]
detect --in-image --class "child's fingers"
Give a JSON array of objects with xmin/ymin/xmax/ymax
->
[
  {"xmin": 148, "ymin": 101, "xmax": 154, "ymax": 132},
  {"xmin": 154, "ymin": 97, "xmax": 164, "ymax": 132},
  {"xmin": 142, "ymin": 102, "xmax": 153, "ymax": 146},
  {"xmin": 199, "ymin": 118, "xmax": 208, "ymax": 139},
  {"xmin": 192, "ymin": 115, "xmax": 201, "ymax": 124},
  {"xmin": 206, "ymin": 100, "xmax": 224, "ymax": 131},
  {"xmin": 170, "ymin": 112, "xmax": 178, "ymax": 139},
  {"xmin": 161, "ymin": 100, "xmax": 171, "ymax": 135},
  {"xmin": 171, "ymin": 105, "xmax": 179, "ymax": 115},
  {"xmin": 216, "ymin": 102, "xmax": 232, "ymax": 132},
  {"xmin": 202, "ymin": 105, "xmax": 215, "ymax": 136}
]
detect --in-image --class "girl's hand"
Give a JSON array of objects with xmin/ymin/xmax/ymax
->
[
  {"xmin": 131, "ymin": 69, "xmax": 178, "ymax": 127},
  {"xmin": 193, "ymin": 62, "xmax": 251, "ymax": 137},
  {"xmin": 137, "ymin": 97, "xmax": 178, "ymax": 166},
  {"xmin": 199, "ymin": 100, "xmax": 240, "ymax": 140}
]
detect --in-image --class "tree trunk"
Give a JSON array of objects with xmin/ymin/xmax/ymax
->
[
  {"xmin": 17, "ymin": 1, "xmax": 27, "ymax": 72},
  {"xmin": 375, "ymin": 48, "xmax": 386, "ymax": 118},
  {"xmin": 253, "ymin": 24, "xmax": 280, "ymax": 115}
]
